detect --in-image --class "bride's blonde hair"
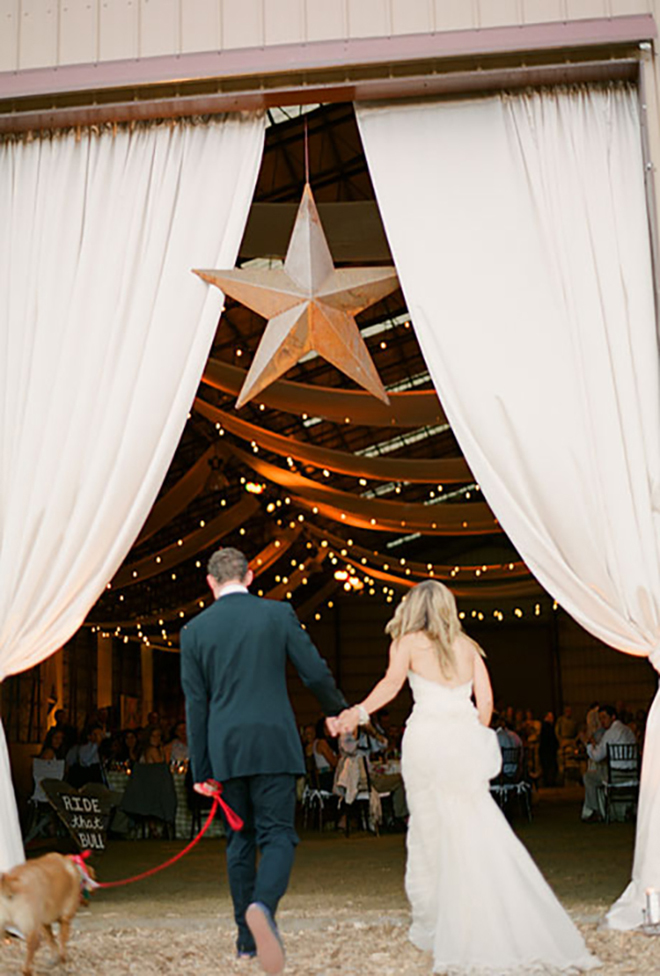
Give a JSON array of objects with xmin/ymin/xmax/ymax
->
[{"xmin": 385, "ymin": 580, "xmax": 464, "ymax": 676}]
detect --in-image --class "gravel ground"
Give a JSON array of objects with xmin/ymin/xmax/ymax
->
[
  {"xmin": 3, "ymin": 789, "xmax": 659, "ymax": 976},
  {"xmin": 3, "ymin": 910, "xmax": 660, "ymax": 976}
]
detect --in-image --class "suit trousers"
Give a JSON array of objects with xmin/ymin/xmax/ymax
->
[{"xmin": 219, "ymin": 773, "xmax": 299, "ymax": 953}]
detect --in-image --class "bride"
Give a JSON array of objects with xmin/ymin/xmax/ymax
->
[{"xmin": 331, "ymin": 580, "xmax": 598, "ymax": 975}]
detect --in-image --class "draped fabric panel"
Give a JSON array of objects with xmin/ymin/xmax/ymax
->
[
  {"xmin": 220, "ymin": 442, "xmax": 498, "ymax": 534},
  {"xmin": 195, "ymin": 398, "xmax": 471, "ymax": 483},
  {"xmin": 91, "ymin": 529, "xmax": 302, "ymax": 630},
  {"xmin": 112, "ymin": 495, "xmax": 259, "ymax": 589},
  {"xmin": 202, "ymin": 356, "xmax": 445, "ymax": 427},
  {"xmin": 304, "ymin": 525, "xmax": 529, "ymax": 582},
  {"xmin": 135, "ymin": 445, "xmax": 218, "ymax": 545},
  {"xmin": 356, "ymin": 84, "xmax": 660, "ymax": 929},
  {"xmin": 0, "ymin": 114, "xmax": 265, "ymax": 870}
]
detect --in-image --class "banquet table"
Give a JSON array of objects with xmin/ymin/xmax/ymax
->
[{"xmin": 106, "ymin": 765, "xmax": 224, "ymax": 839}]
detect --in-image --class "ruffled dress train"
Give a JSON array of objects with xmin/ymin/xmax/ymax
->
[{"xmin": 401, "ymin": 672, "xmax": 599, "ymax": 975}]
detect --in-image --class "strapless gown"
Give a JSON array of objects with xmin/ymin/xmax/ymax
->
[{"xmin": 401, "ymin": 672, "xmax": 599, "ymax": 975}]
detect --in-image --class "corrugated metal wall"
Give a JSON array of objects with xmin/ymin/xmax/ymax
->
[{"xmin": 0, "ymin": 0, "xmax": 652, "ymax": 72}]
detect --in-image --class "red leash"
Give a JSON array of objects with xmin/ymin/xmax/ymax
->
[{"xmin": 71, "ymin": 783, "xmax": 243, "ymax": 891}]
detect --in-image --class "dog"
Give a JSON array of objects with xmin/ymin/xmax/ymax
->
[{"xmin": 0, "ymin": 852, "xmax": 88, "ymax": 975}]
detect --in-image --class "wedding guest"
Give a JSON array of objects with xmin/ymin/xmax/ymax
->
[
  {"xmin": 632, "ymin": 708, "xmax": 647, "ymax": 745},
  {"xmin": 65, "ymin": 725, "xmax": 106, "ymax": 787},
  {"xmin": 584, "ymin": 701, "xmax": 602, "ymax": 740},
  {"xmin": 539, "ymin": 712, "xmax": 559, "ymax": 786},
  {"xmin": 44, "ymin": 709, "xmax": 76, "ymax": 755},
  {"xmin": 310, "ymin": 718, "xmax": 337, "ymax": 792},
  {"xmin": 166, "ymin": 721, "xmax": 189, "ymax": 764},
  {"xmin": 522, "ymin": 709, "xmax": 542, "ymax": 782},
  {"xmin": 555, "ymin": 705, "xmax": 577, "ymax": 779},
  {"xmin": 494, "ymin": 714, "xmax": 523, "ymax": 779},
  {"xmin": 124, "ymin": 729, "xmax": 140, "ymax": 766},
  {"xmin": 140, "ymin": 726, "xmax": 167, "ymax": 764},
  {"xmin": 582, "ymin": 705, "xmax": 636, "ymax": 822},
  {"xmin": 42, "ymin": 728, "xmax": 67, "ymax": 761}
]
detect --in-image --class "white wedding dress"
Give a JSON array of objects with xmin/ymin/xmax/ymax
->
[{"xmin": 401, "ymin": 672, "xmax": 599, "ymax": 975}]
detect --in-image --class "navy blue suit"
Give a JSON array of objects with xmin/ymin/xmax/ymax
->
[{"xmin": 180, "ymin": 590, "xmax": 346, "ymax": 952}]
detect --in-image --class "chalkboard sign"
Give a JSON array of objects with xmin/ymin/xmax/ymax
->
[{"xmin": 42, "ymin": 780, "xmax": 116, "ymax": 851}]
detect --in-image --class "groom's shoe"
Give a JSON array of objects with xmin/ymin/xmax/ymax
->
[{"xmin": 245, "ymin": 902, "xmax": 285, "ymax": 975}]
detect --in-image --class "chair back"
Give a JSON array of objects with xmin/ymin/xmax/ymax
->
[
  {"xmin": 31, "ymin": 758, "xmax": 65, "ymax": 803},
  {"xmin": 606, "ymin": 742, "xmax": 639, "ymax": 782},
  {"xmin": 493, "ymin": 746, "xmax": 522, "ymax": 784}
]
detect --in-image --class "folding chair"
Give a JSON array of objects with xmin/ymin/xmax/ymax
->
[
  {"xmin": 490, "ymin": 746, "xmax": 532, "ymax": 822},
  {"xmin": 601, "ymin": 742, "xmax": 640, "ymax": 824},
  {"xmin": 301, "ymin": 755, "xmax": 337, "ymax": 831},
  {"xmin": 24, "ymin": 758, "xmax": 65, "ymax": 844}
]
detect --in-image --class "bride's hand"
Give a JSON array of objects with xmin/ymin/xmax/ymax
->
[{"xmin": 335, "ymin": 706, "xmax": 360, "ymax": 734}]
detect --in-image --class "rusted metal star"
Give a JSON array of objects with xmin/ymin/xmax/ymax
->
[{"xmin": 194, "ymin": 184, "xmax": 397, "ymax": 408}]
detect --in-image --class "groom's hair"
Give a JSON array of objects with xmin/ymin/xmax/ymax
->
[{"xmin": 207, "ymin": 547, "xmax": 249, "ymax": 584}]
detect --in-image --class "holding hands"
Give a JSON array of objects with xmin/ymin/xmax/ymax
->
[{"xmin": 326, "ymin": 705, "xmax": 367, "ymax": 737}]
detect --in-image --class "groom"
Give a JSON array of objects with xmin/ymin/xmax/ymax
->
[{"xmin": 180, "ymin": 547, "xmax": 347, "ymax": 974}]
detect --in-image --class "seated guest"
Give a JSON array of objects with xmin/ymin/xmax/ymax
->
[
  {"xmin": 582, "ymin": 704, "xmax": 637, "ymax": 822},
  {"xmin": 356, "ymin": 721, "xmax": 388, "ymax": 762},
  {"xmin": 44, "ymin": 709, "xmax": 77, "ymax": 755},
  {"xmin": 302, "ymin": 720, "xmax": 337, "ymax": 793},
  {"xmin": 631, "ymin": 708, "xmax": 648, "ymax": 745},
  {"xmin": 373, "ymin": 709, "xmax": 400, "ymax": 755},
  {"xmin": 166, "ymin": 721, "xmax": 189, "ymax": 765},
  {"xmin": 494, "ymin": 713, "xmax": 523, "ymax": 779},
  {"xmin": 65, "ymin": 725, "xmax": 106, "ymax": 787},
  {"xmin": 102, "ymin": 732, "xmax": 127, "ymax": 768},
  {"xmin": 555, "ymin": 705, "xmax": 578, "ymax": 777},
  {"xmin": 585, "ymin": 701, "xmax": 603, "ymax": 741},
  {"xmin": 124, "ymin": 729, "xmax": 140, "ymax": 767},
  {"xmin": 43, "ymin": 728, "xmax": 67, "ymax": 761},
  {"xmin": 140, "ymin": 726, "xmax": 167, "ymax": 764}
]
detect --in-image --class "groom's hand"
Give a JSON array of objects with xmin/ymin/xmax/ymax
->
[
  {"xmin": 325, "ymin": 716, "xmax": 340, "ymax": 737},
  {"xmin": 194, "ymin": 778, "xmax": 221, "ymax": 797}
]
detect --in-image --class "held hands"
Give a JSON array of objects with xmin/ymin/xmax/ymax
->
[{"xmin": 326, "ymin": 706, "xmax": 361, "ymax": 737}]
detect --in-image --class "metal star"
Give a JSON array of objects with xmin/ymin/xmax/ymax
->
[{"xmin": 194, "ymin": 184, "xmax": 398, "ymax": 408}]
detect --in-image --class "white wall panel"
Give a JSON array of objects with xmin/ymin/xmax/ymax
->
[
  {"xmin": 264, "ymin": 0, "xmax": 305, "ymax": 45},
  {"xmin": 478, "ymin": 0, "xmax": 522, "ymax": 28},
  {"xmin": 610, "ymin": 0, "xmax": 650, "ymax": 13},
  {"xmin": 181, "ymin": 0, "xmax": 220, "ymax": 53},
  {"xmin": 566, "ymin": 0, "xmax": 608, "ymax": 18},
  {"xmin": 347, "ymin": 0, "xmax": 390, "ymax": 39},
  {"xmin": 19, "ymin": 0, "xmax": 58, "ymax": 69},
  {"xmin": 59, "ymin": 0, "xmax": 98, "ymax": 66},
  {"xmin": 433, "ymin": 0, "xmax": 477, "ymax": 31},
  {"xmin": 305, "ymin": 0, "xmax": 345, "ymax": 41},
  {"xmin": 0, "ymin": 0, "xmax": 19, "ymax": 71},
  {"xmin": 391, "ymin": 0, "xmax": 433, "ymax": 35},
  {"xmin": 139, "ymin": 0, "xmax": 179, "ymax": 57},
  {"xmin": 99, "ymin": 0, "xmax": 139, "ymax": 60},
  {"xmin": 221, "ymin": 0, "xmax": 263, "ymax": 49},
  {"xmin": 522, "ymin": 0, "xmax": 566, "ymax": 23}
]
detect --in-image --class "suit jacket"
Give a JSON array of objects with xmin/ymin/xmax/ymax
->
[{"xmin": 180, "ymin": 592, "xmax": 347, "ymax": 782}]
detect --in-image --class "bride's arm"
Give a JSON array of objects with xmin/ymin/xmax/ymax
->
[
  {"xmin": 333, "ymin": 639, "xmax": 410, "ymax": 734},
  {"xmin": 473, "ymin": 650, "xmax": 494, "ymax": 727}
]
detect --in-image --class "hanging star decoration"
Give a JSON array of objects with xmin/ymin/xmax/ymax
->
[{"xmin": 194, "ymin": 184, "xmax": 399, "ymax": 409}]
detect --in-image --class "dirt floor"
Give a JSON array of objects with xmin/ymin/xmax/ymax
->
[{"xmin": 3, "ymin": 787, "xmax": 660, "ymax": 976}]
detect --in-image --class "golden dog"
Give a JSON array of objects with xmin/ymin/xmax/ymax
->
[{"xmin": 0, "ymin": 853, "xmax": 87, "ymax": 975}]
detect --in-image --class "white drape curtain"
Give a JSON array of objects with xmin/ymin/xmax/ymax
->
[
  {"xmin": 357, "ymin": 85, "xmax": 660, "ymax": 929},
  {"xmin": 0, "ymin": 113, "xmax": 265, "ymax": 870}
]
